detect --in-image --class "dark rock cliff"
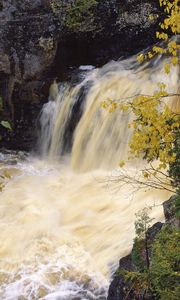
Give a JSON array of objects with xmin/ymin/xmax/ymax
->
[{"xmin": 0, "ymin": 0, "xmax": 164, "ymax": 150}]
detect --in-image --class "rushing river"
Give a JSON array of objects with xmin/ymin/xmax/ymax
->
[{"xmin": 0, "ymin": 54, "xmax": 178, "ymax": 299}]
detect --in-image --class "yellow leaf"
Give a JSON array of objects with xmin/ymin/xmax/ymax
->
[
  {"xmin": 171, "ymin": 56, "xmax": 178, "ymax": 66},
  {"xmin": 164, "ymin": 63, "xmax": 170, "ymax": 74},
  {"xmin": 137, "ymin": 53, "xmax": 144, "ymax": 63},
  {"xmin": 119, "ymin": 160, "xmax": 125, "ymax": 168},
  {"xmin": 148, "ymin": 52, "xmax": 153, "ymax": 59},
  {"xmin": 143, "ymin": 171, "xmax": 149, "ymax": 178},
  {"xmin": 149, "ymin": 15, "xmax": 155, "ymax": 21}
]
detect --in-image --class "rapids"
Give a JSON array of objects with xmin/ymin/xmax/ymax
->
[{"xmin": 0, "ymin": 54, "xmax": 178, "ymax": 299}]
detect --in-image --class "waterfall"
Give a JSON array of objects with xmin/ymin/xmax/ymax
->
[
  {"xmin": 38, "ymin": 55, "xmax": 178, "ymax": 171},
  {"xmin": 0, "ymin": 54, "xmax": 178, "ymax": 299}
]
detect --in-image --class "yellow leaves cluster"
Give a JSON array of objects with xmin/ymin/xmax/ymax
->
[
  {"xmin": 156, "ymin": 32, "xmax": 168, "ymax": 40},
  {"xmin": 101, "ymin": 99, "xmax": 117, "ymax": 112},
  {"xmin": 101, "ymin": 85, "xmax": 179, "ymax": 171},
  {"xmin": 159, "ymin": 0, "xmax": 180, "ymax": 33},
  {"xmin": 164, "ymin": 62, "xmax": 171, "ymax": 74},
  {"xmin": 102, "ymin": 1, "xmax": 179, "ymax": 173},
  {"xmin": 137, "ymin": 0, "xmax": 180, "ymax": 71},
  {"xmin": 128, "ymin": 88, "xmax": 179, "ymax": 170},
  {"xmin": 134, "ymin": 0, "xmax": 180, "ymax": 170}
]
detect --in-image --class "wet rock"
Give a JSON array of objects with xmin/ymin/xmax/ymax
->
[{"xmin": 107, "ymin": 255, "xmax": 134, "ymax": 300}]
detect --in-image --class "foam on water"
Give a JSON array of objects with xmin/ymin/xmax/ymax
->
[{"xmin": 0, "ymin": 155, "xmax": 171, "ymax": 299}]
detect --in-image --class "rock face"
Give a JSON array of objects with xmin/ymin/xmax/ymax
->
[
  {"xmin": 163, "ymin": 195, "xmax": 180, "ymax": 227},
  {"xmin": 0, "ymin": 0, "xmax": 164, "ymax": 150}
]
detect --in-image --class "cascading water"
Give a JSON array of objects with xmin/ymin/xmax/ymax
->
[
  {"xmin": 39, "ymin": 56, "xmax": 178, "ymax": 171},
  {"xmin": 0, "ymin": 55, "xmax": 178, "ymax": 299}
]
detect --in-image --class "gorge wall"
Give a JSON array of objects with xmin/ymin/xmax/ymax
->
[{"xmin": 0, "ymin": 0, "xmax": 164, "ymax": 149}]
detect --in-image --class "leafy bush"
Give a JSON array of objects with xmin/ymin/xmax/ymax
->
[
  {"xmin": 150, "ymin": 225, "xmax": 180, "ymax": 299},
  {"xmin": 120, "ymin": 210, "xmax": 180, "ymax": 300}
]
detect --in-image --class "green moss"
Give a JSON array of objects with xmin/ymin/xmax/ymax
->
[
  {"xmin": 50, "ymin": 0, "xmax": 97, "ymax": 30},
  {"xmin": 65, "ymin": 0, "xmax": 97, "ymax": 30}
]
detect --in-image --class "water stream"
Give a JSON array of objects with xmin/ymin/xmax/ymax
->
[{"xmin": 0, "ymin": 55, "xmax": 178, "ymax": 299}]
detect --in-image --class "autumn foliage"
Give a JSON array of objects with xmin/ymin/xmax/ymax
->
[{"xmin": 102, "ymin": 0, "xmax": 180, "ymax": 188}]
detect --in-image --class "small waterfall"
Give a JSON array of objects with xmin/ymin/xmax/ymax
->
[
  {"xmin": 38, "ymin": 77, "xmax": 94, "ymax": 160},
  {"xmin": 38, "ymin": 100, "xmax": 56, "ymax": 157}
]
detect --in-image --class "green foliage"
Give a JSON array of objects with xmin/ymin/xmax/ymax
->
[
  {"xmin": 134, "ymin": 208, "xmax": 154, "ymax": 270},
  {"xmin": 135, "ymin": 208, "xmax": 154, "ymax": 240},
  {"xmin": 123, "ymin": 269, "xmax": 150, "ymax": 297},
  {"xmin": 121, "ymin": 210, "xmax": 180, "ymax": 299},
  {"xmin": 0, "ymin": 120, "xmax": 12, "ymax": 131},
  {"xmin": 150, "ymin": 225, "xmax": 180, "ymax": 299},
  {"xmin": 169, "ymin": 127, "xmax": 180, "ymax": 187},
  {"xmin": 131, "ymin": 238, "xmax": 146, "ymax": 272}
]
